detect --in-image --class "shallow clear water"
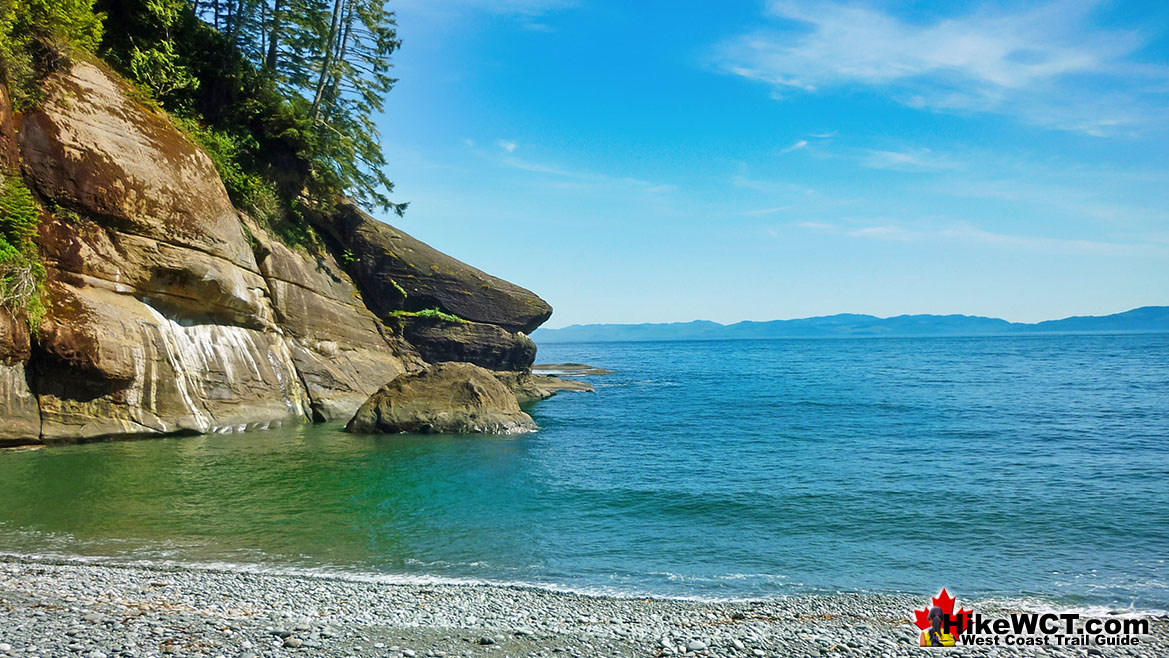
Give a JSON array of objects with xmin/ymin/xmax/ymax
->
[{"xmin": 1, "ymin": 334, "xmax": 1167, "ymax": 608}]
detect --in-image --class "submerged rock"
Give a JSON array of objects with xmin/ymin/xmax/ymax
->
[
  {"xmin": 493, "ymin": 371, "xmax": 594, "ymax": 404},
  {"xmin": 346, "ymin": 362, "xmax": 537, "ymax": 435}
]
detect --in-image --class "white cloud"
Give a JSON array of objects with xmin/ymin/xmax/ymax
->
[
  {"xmin": 498, "ymin": 155, "xmax": 677, "ymax": 195},
  {"xmin": 496, "ymin": 139, "xmax": 518, "ymax": 153},
  {"xmin": 860, "ymin": 148, "xmax": 960, "ymax": 172},
  {"xmin": 778, "ymin": 139, "xmax": 809, "ymax": 154},
  {"xmin": 717, "ymin": 0, "xmax": 1169, "ymax": 135},
  {"xmin": 793, "ymin": 219, "xmax": 1149, "ymax": 254},
  {"xmin": 740, "ymin": 206, "xmax": 793, "ymax": 216}
]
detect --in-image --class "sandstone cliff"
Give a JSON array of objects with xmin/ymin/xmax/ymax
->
[{"xmin": 0, "ymin": 60, "xmax": 550, "ymax": 446}]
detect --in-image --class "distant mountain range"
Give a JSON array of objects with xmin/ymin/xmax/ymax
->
[{"xmin": 532, "ymin": 306, "xmax": 1169, "ymax": 343}]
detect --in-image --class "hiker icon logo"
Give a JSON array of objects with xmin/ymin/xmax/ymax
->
[{"xmin": 913, "ymin": 588, "xmax": 971, "ymax": 647}]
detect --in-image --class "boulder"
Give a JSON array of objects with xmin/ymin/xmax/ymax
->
[
  {"xmin": 388, "ymin": 316, "xmax": 536, "ymax": 371},
  {"xmin": 346, "ymin": 362, "xmax": 536, "ymax": 435},
  {"xmin": 309, "ymin": 202, "xmax": 552, "ymax": 334}
]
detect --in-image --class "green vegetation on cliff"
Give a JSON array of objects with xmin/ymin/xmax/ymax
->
[
  {"xmin": 387, "ymin": 308, "xmax": 470, "ymax": 324},
  {"xmin": 1, "ymin": 0, "xmax": 405, "ymax": 248},
  {"xmin": 0, "ymin": 0, "xmax": 104, "ymax": 109},
  {"xmin": 0, "ymin": 174, "xmax": 45, "ymax": 325},
  {"xmin": 97, "ymin": 0, "xmax": 406, "ymax": 221}
]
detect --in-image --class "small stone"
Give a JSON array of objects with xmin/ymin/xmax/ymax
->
[
  {"xmin": 478, "ymin": 638, "xmax": 496, "ymax": 646},
  {"xmin": 403, "ymin": 650, "xmax": 416, "ymax": 657},
  {"xmin": 282, "ymin": 638, "xmax": 303, "ymax": 648},
  {"xmin": 732, "ymin": 639, "xmax": 746, "ymax": 651},
  {"xmin": 752, "ymin": 650, "xmax": 765, "ymax": 657},
  {"xmin": 687, "ymin": 640, "xmax": 707, "ymax": 652}
]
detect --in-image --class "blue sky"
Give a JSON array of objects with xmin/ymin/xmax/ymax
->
[{"xmin": 375, "ymin": 0, "xmax": 1169, "ymax": 328}]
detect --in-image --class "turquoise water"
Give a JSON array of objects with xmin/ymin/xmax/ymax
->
[{"xmin": 1, "ymin": 334, "xmax": 1167, "ymax": 609}]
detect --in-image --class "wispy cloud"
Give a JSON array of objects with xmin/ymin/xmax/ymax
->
[
  {"xmin": 496, "ymin": 139, "xmax": 518, "ymax": 153},
  {"xmin": 498, "ymin": 155, "xmax": 677, "ymax": 195},
  {"xmin": 778, "ymin": 139, "xmax": 808, "ymax": 154},
  {"xmin": 860, "ymin": 148, "xmax": 961, "ymax": 172},
  {"xmin": 740, "ymin": 206, "xmax": 793, "ymax": 216},
  {"xmin": 793, "ymin": 219, "xmax": 1150, "ymax": 254},
  {"xmin": 717, "ymin": 0, "xmax": 1169, "ymax": 135}
]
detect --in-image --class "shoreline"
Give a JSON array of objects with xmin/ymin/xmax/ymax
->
[{"xmin": 1, "ymin": 556, "xmax": 1165, "ymax": 657}]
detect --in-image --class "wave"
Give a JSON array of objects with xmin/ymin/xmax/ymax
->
[{"xmin": 2, "ymin": 549, "xmax": 1166, "ymax": 615}]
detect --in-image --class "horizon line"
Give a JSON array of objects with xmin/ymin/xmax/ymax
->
[{"xmin": 536, "ymin": 304, "xmax": 1168, "ymax": 332}]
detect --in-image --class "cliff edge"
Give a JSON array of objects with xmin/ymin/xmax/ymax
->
[{"xmin": 0, "ymin": 60, "xmax": 550, "ymax": 446}]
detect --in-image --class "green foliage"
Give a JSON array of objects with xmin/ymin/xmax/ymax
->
[
  {"xmin": 387, "ymin": 308, "xmax": 468, "ymax": 324},
  {"xmin": 174, "ymin": 116, "xmax": 277, "ymax": 217},
  {"xmin": 0, "ymin": 0, "xmax": 106, "ymax": 109},
  {"xmin": 97, "ymin": 0, "xmax": 406, "ymax": 222},
  {"xmin": 0, "ymin": 174, "xmax": 46, "ymax": 327},
  {"xmin": 339, "ymin": 248, "xmax": 355, "ymax": 265}
]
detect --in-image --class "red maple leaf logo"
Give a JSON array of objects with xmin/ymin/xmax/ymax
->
[{"xmin": 913, "ymin": 588, "xmax": 972, "ymax": 637}]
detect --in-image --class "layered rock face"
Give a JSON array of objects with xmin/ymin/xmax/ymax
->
[
  {"xmin": 388, "ymin": 317, "xmax": 537, "ymax": 372},
  {"xmin": 309, "ymin": 204, "xmax": 552, "ymax": 334},
  {"xmin": 0, "ymin": 60, "xmax": 551, "ymax": 445},
  {"xmin": 346, "ymin": 362, "xmax": 537, "ymax": 435}
]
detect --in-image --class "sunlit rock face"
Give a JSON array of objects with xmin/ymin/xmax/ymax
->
[
  {"xmin": 18, "ymin": 61, "xmax": 317, "ymax": 441},
  {"xmin": 0, "ymin": 60, "xmax": 551, "ymax": 445}
]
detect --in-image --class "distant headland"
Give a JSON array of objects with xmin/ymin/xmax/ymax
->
[{"xmin": 533, "ymin": 306, "xmax": 1169, "ymax": 343}]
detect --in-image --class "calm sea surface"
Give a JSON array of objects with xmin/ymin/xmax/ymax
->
[{"xmin": 1, "ymin": 334, "xmax": 1167, "ymax": 609}]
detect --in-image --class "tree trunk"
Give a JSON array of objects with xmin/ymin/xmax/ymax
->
[
  {"xmin": 264, "ymin": 0, "xmax": 283, "ymax": 72},
  {"xmin": 311, "ymin": 0, "xmax": 345, "ymax": 120},
  {"xmin": 322, "ymin": 0, "xmax": 355, "ymax": 115}
]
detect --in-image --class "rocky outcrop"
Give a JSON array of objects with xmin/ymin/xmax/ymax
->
[
  {"xmin": 346, "ymin": 362, "xmax": 536, "ymax": 435},
  {"xmin": 249, "ymin": 220, "xmax": 422, "ymax": 421},
  {"xmin": 389, "ymin": 316, "xmax": 536, "ymax": 371},
  {"xmin": 0, "ymin": 58, "xmax": 557, "ymax": 445},
  {"xmin": 493, "ymin": 370, "xmax": 594, "ymax": 404},
  {"xmin": 17, "ymin": 61, "xmax": 317, "ymax": 440},
  {"xmin": 309, "ymin": 203, "xmax": 552, "ymax": 334}
]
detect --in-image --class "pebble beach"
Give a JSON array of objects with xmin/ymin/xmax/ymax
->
[{"xmin": 0, "ymin": 557, "xmax": 1165, "ymax": 658}]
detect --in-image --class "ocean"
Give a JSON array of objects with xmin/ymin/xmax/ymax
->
[{"xmin": 1, "ymin": 333, "xmax": 1166, "ymax": 610}]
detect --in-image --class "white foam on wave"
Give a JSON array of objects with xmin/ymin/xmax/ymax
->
[{"xmin": 1, "ymin": 549, "xmax": 1166, "ymax": 613}]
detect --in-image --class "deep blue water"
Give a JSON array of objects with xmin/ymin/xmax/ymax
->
[{"xmin": 0, "ymin": 334, "xmax": 1166, "ymax": 609}]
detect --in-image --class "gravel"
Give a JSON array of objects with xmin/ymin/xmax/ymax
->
[{"xmin": 0, "ymin": 556, "xmax": 1164, "ymax": 657}]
